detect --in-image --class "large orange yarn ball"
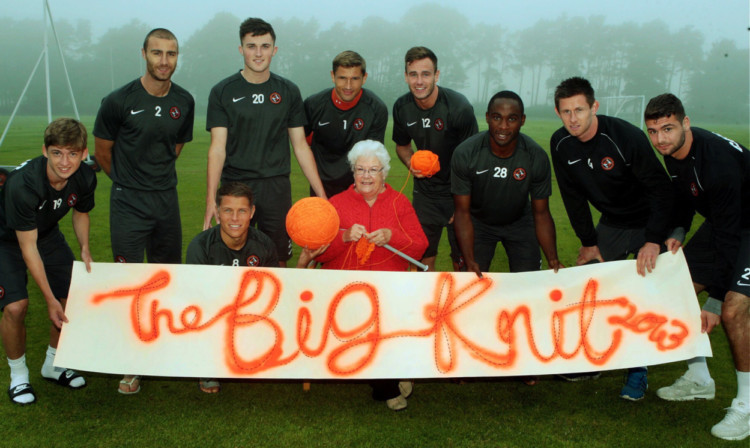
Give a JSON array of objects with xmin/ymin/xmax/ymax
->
[
  {"xmin": 411, "ymin": 150, "xmax": 440, "ymax": 177},
  {"xmin": 286, "ymin": 197, "xmax": 340, "ymax": 249}
]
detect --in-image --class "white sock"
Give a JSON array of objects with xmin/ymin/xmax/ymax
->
[
  {"xmin": 684, "ymin": 356, "xmax": 713, "ymax": 385},
  {"xmin": 8, "ymin": 354, "xmax": 34, "ymax": 404},
  {"xmin": 41, "ymin": 345, "xmax": 56, "ymax": 375},
  {"xmin": 736, "ymin": 370, "xmax": 750, "ymax": 409},
  {"xmin": 8, "ymin": 354, "xmax": 29, "ymax": 388},
  {"xmin": 41, "ymin": 345, "xmax": 85, "ymax": 388}
]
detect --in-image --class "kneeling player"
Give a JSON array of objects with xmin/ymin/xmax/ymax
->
[
  {"xmin": 645, "ymin": 93, "xmax": 749, "ymax": 441},
  {"xmin": 186, "ymin": 182, "xmax": 278, "ymax": 393},
  {"xmin": 0, "ymin": 118, "xmax": 97, "ymax": 405}
]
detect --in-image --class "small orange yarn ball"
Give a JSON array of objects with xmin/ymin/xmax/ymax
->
[
  {"xmin": 286, "ymin": 197, "xmax": 340, "ymax": 249},
  {"xmin": 411, "ymin": 150, "xmax": 440, "ymax": 177}
]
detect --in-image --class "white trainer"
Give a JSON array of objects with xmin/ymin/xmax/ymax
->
[
  {"xmin": 711, "ymin": 399, "xmax": 750, "ymax": 441},
  {"xmin": 656, "ymin": 376, "xmax": 715, "ymax": 401}
]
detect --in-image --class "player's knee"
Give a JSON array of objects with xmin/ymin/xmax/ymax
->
[
  {"xmin": 721, "ymin": 292, "xmax": 750, "ymax": 326},
  {"xmin": 2, "ymin": 300, "xmax": 29, "ymax": 324}
]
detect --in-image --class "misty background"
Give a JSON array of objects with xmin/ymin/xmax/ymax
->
[{"xmin": 1, "ymin": 1, "xmax": 748, "ymax": 127}]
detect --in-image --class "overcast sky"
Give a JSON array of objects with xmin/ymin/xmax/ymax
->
[{"xmin": 2, "ymin": 0, "xmax": 748, "ymax": 47}]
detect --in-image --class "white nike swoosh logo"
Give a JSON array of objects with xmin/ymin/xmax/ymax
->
[
  {"xmin": 476, "ymin": 169, "xmax": 489, "ymax": 174},
  {"xmin": 407, "ymin": 121, "xmax": 417, "ymax": 127},
  {"xmin": 38, "ymin": 200, "xmax": 46, "ymax": 209},
  {"xmin": 568, "ymin": 159, "xmax": 582, "ymax": 165},
  {"xmin": 318, "ymin": 121, "xmax": 330, "ymax": 126},
  {"xmin": 130, "ymin": 110, "xmax": 144, "ymax": 115},
  {"xmin": 233, "ymin": 97, "xmax": 246, "ymax": 103}
]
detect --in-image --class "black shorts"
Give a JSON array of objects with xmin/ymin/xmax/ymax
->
[
  {"xmin": 0, "ymin": 230, "xmax": 74, "ymax": 310},
  {"xmin": 473, "ymin": 211, "xmax": 541, "ymax": 273},
  {"xmin": 684, "ymin": 223, "xmax": 750, "ymax": 297},
  {"xmin": 110, "ymin": 185, "xmax": 182, "ymax": 264},
  {"xmin": 234, "ymin": 176, "xmax": 292, "ymax": 262},
  {"xmin": 596, "ymin": 222, "xmax": 648, "ymax": 261},
  {"xmin": 412, "ymin": 192, "xmax": 461, "ymax": 261}
]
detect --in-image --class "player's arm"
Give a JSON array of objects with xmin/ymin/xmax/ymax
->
[
  {"xmin": 289, "ymin": 126, "xmax": 327, "ymax": 200},
  {"xmin": 16, "ymin": 229, "xmax": 67, "ymax": 328},
  {"xmin": 71, "ymin": 210, "xmax": 92, "ymax": 273},
  {"xmin": 531, "ymin": 198, "xmax": 562, "ymax": 272},
  {"xmin": 453, "ymin": 194, "xmax": 481, "ymax": 277},
  {"xmin": 175, "ymin": 143, "xmax": 186, "ymax": 157},
  {"xmin": 204, "ymin": 127, "xmax": 227, "ymax": 230},
  {"xmin": 94, "ymin": 137, "xmax": 115, "ymax": 177}
]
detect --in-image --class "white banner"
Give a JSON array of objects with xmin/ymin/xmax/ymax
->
[{"xmin": 56, "ymin": 250, "xmax": 711, "ymax": 379}]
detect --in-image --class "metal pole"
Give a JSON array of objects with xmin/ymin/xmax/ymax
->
[
  {"xmin": 45, "ymin": 0, "xmax": 80, "ymax": 120},
  {"xmin": 0, "ymin": 51, "xmax": 45, "ymax": 147},
  {"xmin": 43, "ymin": 0, "xmax": 52, "ymax": 123}
]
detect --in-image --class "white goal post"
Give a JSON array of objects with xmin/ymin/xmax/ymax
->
[{"xmin": 599, "ymin": 95, "xmax": 645, "ymax": 130}]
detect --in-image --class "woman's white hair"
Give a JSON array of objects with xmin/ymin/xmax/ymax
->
[{"xmin": 347, "ymin": 139, "xmax": 391, "ymax": 178}]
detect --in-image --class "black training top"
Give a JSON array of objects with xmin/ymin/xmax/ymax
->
[
  {"xmin": 304, "ymin": 88, "xmax": 387, "ymax": 183},
  {"xmin": 550, "ymin": 115, "xmax": 672, "ymax": 246},
  {"xmin": 392, "ymin": 87, "xmax": 478, "ymax": 199},
  {"xmin": 94, "ymin": 78, "xmax": 194, "ymax": 190},
  {"xmin": 666, "ymin": 127, "xmax": 749, "ymax": 297},
  {"xmin": 186, "ymin": 225, "xmax": 279, "ymax": 267},
  {"xmin": 452, "ymin": 132, "xmax": 551, "ymax": 226},
  {"xmin": 0, "ymin": 156, "xmax": 96, "ymax": 242},
  {"xmin": 207, "ymin": 71, "xmax": 306, "ymax": 181}
]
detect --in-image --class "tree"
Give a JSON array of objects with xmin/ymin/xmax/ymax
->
[{"xmin": 687, "ymin": 39, "xmax": 750, "ymax": 125}]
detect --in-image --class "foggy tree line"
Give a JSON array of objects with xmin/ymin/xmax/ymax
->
[{"xmin": 0, "ymin": 4, "xmax": 747, "ymax": 124}]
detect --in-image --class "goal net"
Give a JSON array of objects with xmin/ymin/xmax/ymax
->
[{"xmin": 599, "ymin": 95, "xmax": 645, "ymax": 130}]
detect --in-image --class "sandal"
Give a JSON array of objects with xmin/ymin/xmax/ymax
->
[
  {"xmin": 8, "ymin": 383, "xmax": 36, "ymax": 405},
  {"xmin": 118, "ymin": 375, "xmax": 141, "ymax": 395},
  {"xmin": 44, "ymin": 369, "xmax": 86, "ymax": 389}
]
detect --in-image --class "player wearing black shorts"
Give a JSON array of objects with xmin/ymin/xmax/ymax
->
[
  {"xmin": 393, "ymin": 47, "xmax": 478, "ymax": 272},
  {"xmin": 453, "ymin": 91, "xmax": 561, "ymax": 277},
  {"xmin": 205, "ymin": 18, "xmax": 326, "ymax": 265},
  {"xmin": 187, "ymin": 182, "xmax": 277, "ymax": 394},
  {"xmin": 0, "ymin": 118, "xmax": 95, "ymax": 405},
  {"xmin": 551, "ymin": 77, "xmax": 673, "ymax": 400},
  {"xmin": 94, "ymin": 28, "xmax": 194, "ymax": 394},
  {"xmin": 94, "ymin": 27, "xmax": 194, "ymax": 266},
  {"xmin": 644, "ymin": 94, "xmax": 750, "ymax": 441},
  {"xmin": 304, "ymin": 51, "xmax": 387, "ymax": 198}
]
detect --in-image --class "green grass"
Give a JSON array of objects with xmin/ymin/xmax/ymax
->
[{"xmin": 0, "ymin": 115, "xmax": 746, "ymax": 447}]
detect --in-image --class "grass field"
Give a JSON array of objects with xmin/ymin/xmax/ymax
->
[{"xmin": 0, "ymin": 115, "xmax": 747, "ymax": 447}]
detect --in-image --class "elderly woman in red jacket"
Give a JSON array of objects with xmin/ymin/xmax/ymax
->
[{"xmin": 301, "ymin": 139, "xmax": 428, "ymax": 410}]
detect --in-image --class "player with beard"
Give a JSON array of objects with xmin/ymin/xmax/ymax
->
[
  {"xmin": 392, "ymin": 46, "xmax": 478, "ymax": 273},
  {"xmin": 304, "ymin": 51, "xmax": 387, "ymax": 198},
  {"xmin": 452, "ymin": 91, "xmax": 561, "ymax": 278},
  {"xmin": 94, "ymin": 28, "xmax": 195, "ymax": 394},
  {"xmin": 645, "ymin": 93, "xmax": 749, "ymax": 441},
  {"xmin": 550, "ymin": 77, "xmax": 673, "ymax": 400}
]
